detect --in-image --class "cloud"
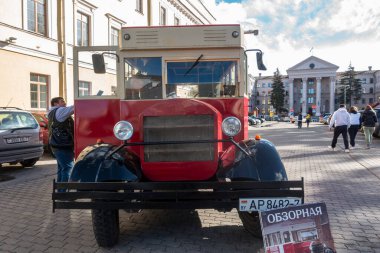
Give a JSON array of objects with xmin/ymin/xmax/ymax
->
[{"xmin": 207, "ymin": 0, "xmax": 380, "ymax": 74}]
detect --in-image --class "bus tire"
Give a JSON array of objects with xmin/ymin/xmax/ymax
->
[
  {"xmin": 92, "ymin": 208, "xmax": 120, "ymax": 247},
  {"xmin": 238, "ymin": 211, "xmax": 262, "ymax": 238}
]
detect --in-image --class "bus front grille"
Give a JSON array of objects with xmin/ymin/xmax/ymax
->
[{"xmin": 143, "ymin": 115, "xmax": 215, "ymax": 162}]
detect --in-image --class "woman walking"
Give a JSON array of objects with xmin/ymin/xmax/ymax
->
[
  {"xmin": 348, "ymin": 106, "xmax": 361, "ymax": 149},
  {"xmin": 361, "ymin": 105, "xmax": 378, "ymax": 149}
]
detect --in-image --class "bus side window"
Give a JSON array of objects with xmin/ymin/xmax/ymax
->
[{"xmin": 283, "ymin": 231, "xmax": 291, "ymax": 243}]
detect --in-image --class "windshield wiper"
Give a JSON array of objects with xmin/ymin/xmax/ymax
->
[{"xmin": 184, "ymin": 54, "xmax": 203, "ymax": 76}]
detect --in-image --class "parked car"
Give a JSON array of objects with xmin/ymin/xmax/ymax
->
[
  {"xmin": 373, "ymin": 108, "xmax": 380, "ymax": 138},
  {"xmin": 31, "ymin": 112, "xmax": 50, "ymax": 152},
  {"xmin": 250, "ymin": 115, "xmax": 265, "ymax": 123},
  {"xmin": 0, "ymin": 107, "xmax": 44, "ymax": 167},
  {"xmin": 248, "ymin": 116, "xmax": 260, "ymax": 126},
  {"xmin": 319, "ymin": 113, "xmax": 331, "ymax": 124}
]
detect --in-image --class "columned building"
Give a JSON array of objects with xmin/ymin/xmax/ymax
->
[
  {"xmin": 287, "ymin": 56, "xmax": 338, "ymax": 116},
  {"xmin": 253, "ymin": 56, "xmax": 379, "ymax": 117}
]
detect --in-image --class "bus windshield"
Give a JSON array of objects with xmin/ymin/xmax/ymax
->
[
  {"xmin": 124, "ymin": 57, "xmax": 238, "ymax": 100},
  {"xmin": 167, "ymin": 60, "xmax": 238, "ymax": 98}
]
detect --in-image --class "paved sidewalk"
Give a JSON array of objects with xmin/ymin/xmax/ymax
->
[
  {"xmin": 0, "ymin": 122, "xmax": 379, "ymax": 252},
  {"xmin": 253, "ymin": 122, "xmax": 380, "ymax": 253}
]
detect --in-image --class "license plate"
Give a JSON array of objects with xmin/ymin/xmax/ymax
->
[
  {"xmin": 6, "ymin": 137, "xmax": 30, "ymax": 144},
  {"xmin": 239, "ymin": 198, "xmax": 302, "ymax": 212}
]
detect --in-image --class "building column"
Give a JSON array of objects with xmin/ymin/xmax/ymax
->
[
  {"xmin": 330, "ymin": 77, "xmax": 335, "ymax": 113},
  {"xmin": 289, "ymin": 78, "xmax": 294, "ymax": 116},
  {"xmin": 302, "ymin": 77, "xmax": 307, "ymax": 116},
  {"xmin": 316, "ymin": 77, "xmax": 322, "ymax": 116}
]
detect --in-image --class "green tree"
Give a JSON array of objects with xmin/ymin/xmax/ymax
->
[
  {"xmin": 337, "ymin": 64, "xmax": 362, "ymax": 107},
  {"xmin": 270, "ymin": 68, "xmax": 285, "ymax": 114}
]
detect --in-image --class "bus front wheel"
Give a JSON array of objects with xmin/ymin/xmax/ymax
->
[{"xmin": 238, "ymin": 211, "xmax": 262, "ymax": 238}]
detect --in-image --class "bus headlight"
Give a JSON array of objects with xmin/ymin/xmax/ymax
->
[
  {"xmin": 222, "ymin": 117, "xmax": 241, "ymax": 137},
  {"xmin": 113, "ymin": 121, "xmax": 134, "ymax": 141}
]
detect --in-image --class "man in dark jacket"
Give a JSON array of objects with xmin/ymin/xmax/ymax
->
[
  {"xmin": 48, "ymin": 97, "xmax": 74, "ymax": 183},
  {"xmin": 361, "ymin": 105, "xmax": 378, "ymax": 149}
]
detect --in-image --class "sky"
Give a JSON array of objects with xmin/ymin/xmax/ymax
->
[{"xmin": 203, "ymin": 0, "xmax": 380, "ymax": 76}]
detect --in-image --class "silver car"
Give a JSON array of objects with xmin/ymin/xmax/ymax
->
[{"xmin": 0, "ymin": 107, "xmax": 44, "ymax": 167}]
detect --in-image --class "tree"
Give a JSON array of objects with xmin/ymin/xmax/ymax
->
[
  {"xmin": 270, "ymin": 68, "xmax": 285, "ymax": 114},
  {"xmin": 337, "ymin": 64, "xmax": 362, "ymax": 107}
]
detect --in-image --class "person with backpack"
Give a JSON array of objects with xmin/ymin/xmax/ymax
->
[
  {"xmin": 48, "ymin": 97, "xmax": 75, "ymax": 184},
  {"xmin": 361, "ymin": 104, "xmax": 378, "ymax": 149}
]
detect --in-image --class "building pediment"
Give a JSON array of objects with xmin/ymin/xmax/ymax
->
[{"xmin": 287, "ymin": 56, "xmax": 339, "ymax": 73}]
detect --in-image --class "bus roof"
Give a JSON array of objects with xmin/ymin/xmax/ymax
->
[{"xmin": 121, "ymin": 24, "xmax": 244, "ymax": 51}]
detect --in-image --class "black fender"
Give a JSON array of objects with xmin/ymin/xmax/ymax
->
[
  {"xmin": 70, "ymin": 144, "xmax": 141, "ymax": 182},
  {"xmin": 217, "ymin": 138, "xmax": 287, "ymax": 181}
]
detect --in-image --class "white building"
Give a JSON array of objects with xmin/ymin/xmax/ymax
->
[
  {"xmin": 0, "ymin": 0, "xmax": 215, "ymax": 113},
  {"xmin": 252, "ymin": 56, "xmax": 380, "ymax": 116}
]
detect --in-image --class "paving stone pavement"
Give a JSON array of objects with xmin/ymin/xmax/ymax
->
[
  {"xmin": 253, "ymin": 122, "xmax": 380, "ymax": 253},
  {"xmin": 0, "ymin": 122, "xmax": 379, "ymax": 253}
]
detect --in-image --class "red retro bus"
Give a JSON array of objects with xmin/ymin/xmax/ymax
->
[{"xmin": 52, "ymin": 25, "xmax": 304, "ymax": 247}]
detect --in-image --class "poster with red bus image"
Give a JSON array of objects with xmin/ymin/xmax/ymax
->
[{"xmin": 259, "ymin": 202, "xmax": 336, "ymax": 253}]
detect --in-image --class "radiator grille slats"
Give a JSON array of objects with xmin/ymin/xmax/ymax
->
[{"xmin": 143, "ymin": 115, "xmax": 214, "ymax": 162}]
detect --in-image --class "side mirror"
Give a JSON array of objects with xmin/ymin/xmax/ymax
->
[
  {"xmin": 256, "ymin": 52, "xmax": 267, "ymax": 71},
  {"xmin": 92, "ymin": 54, "xmax": 106, "ymax": 73}
]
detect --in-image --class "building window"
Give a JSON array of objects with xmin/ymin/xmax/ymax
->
[
  {"xmin": 369, "ymin": 98, "xmax": 374, "ymax": 104},
  {"xmin": 160, "ymin": 6, "xmax": 166, "ymax": 25},
  {"xmin": 27, "ymin": 0, "xmax": 47, "ymax": 35},
  {"xmin": 370, "ymin": 78, "xmax": 374, "ymax": 83},
  {"xmin": 174, "ymin": 17, "xmax": 180, "ymax": 26},
  {"xmin": 362, "ymin": 78, "xmax": 367, "ymax": 83},
  {"xmin": 136, "ymin": 0, "xmax": 143, "ymax": 13},
  {"xmin": 370, "ymin": 87, "xmax": 374, "ymax": 94},
  {"xmin": 78, "ymin": 81, "xmax": 91, "ymax": 96},
  {"xmin": 77, "ymin": 12, "xmax": 89, "ymax": 46},
  {"xmin": 308, "ymin": 88, "xmax": 315, "ymax": 94},
  {"xmin": 362, "ymin": 98, "xmax": 366, "ymax": 104},
  {"xmin": 30, "ymin": 74, "xmax": 48, "ymax": 109},
  {"xmin": 256, "ymin": 100, "xmax": 260, "ymax": 105},
  {"xmin": 110, "ymin": 27, "xmax": 119, "ymax": 45},
  {"xmin": 308, "ymin": 80, "xmax": 314, "ymax": 85},
  {"xmin": 268, "ymin": 83, "xmax": 272, "ymax": 88},
  {"xmin": 262, "ymin": 84, "xmax": 266, "ymax": 88},
  {"xmin": 307, "ymin": 97, "xmax": 314, "ymax": 103}
]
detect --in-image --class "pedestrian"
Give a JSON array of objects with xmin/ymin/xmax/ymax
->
[
  {"xmin": 48, "ymin": 97, "xmax": 75, "ymax": 185},
  {"xmin": 348, "ymin": 106, "xmax": 361, "ymax": 149},
  {"xmin": 306, "ymin": 113, "xmax": 311, "ymax": 128},
  {"xmin": 297, "ymin": 113, "xmax": 302, "ymax": 129},
  {"xmin": 361, "ymin": 104, "xmax": 378, "ymax": 149},
  {"xmin": 328, "ymin": 104, "xmax": 350, "ymax": 152}
]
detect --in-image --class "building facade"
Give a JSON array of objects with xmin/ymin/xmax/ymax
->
[
  {"xmin": 253, "ymin": 56, "xmax": 380, "ymax": 117},
  {"xmin": 0, "ymin": 0, "xmax": 215, "ymax": 113}
]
